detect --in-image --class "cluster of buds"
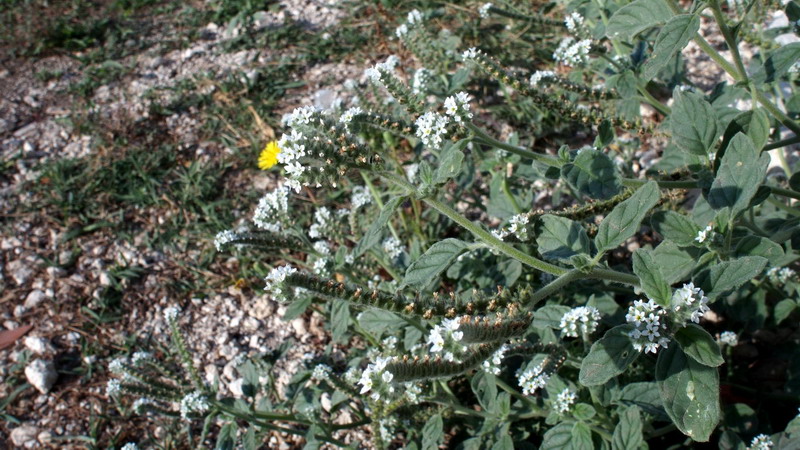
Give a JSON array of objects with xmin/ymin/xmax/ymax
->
[
  {"xmin": 626, "ymin": 299, "xmax": 670, "ymax": 354},
  {"xmin": 671, "ymin": 282, "xmax": 710, "ymax": 324},
  {"xmin": 559, "ymin": 306, "xmax": 601, "ymax": 338}
]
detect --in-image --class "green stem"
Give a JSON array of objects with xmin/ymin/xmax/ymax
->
[
  {"xmin": 753, "ymin": 89, "xmax": 800, "ymax": 136},
  {"xmin": 770, "ymin": 186, "xmax": 800, "ymax": 202},
  {"xmin": 709, "ymin": 0, "xmax": 748, "ymax": 83},
  {"xmin": 528, "ymin": 270, "xmax": 584, "ymax": 305},
  {"xmin": 763, "ymin": 135, "xmax": 800, "ymax": 151},
  {"xmin": 361, "ymin": 171, "xmax": 401, "ymax": 240},
  {"xmin": 467, "ymin": 123, "xmax": 564, "ymax": 167}
]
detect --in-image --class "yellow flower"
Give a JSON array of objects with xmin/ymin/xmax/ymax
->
[{"xmin": 258, "ymin": 141, "xmax": 281, "ymax": 170}]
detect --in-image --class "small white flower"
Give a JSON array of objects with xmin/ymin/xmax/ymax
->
[
  {"xmin": 131, "ymin": 352, "xmax": 151, "ymax": 365},
  {"xmin": 553, "ymin": 38, "xmax": 592, "ymax": 67},
  {"xmin": 695, "ymin": 225, "xmax": 713, "ymax": 243},
  {"xmin": 213, "ymin": 229, "xmax": 237, "ymax": 251},
  {"xmin": 748, "ymin": 434, "xmax": 773, "ymax": 450},
  {"xmin": 264, "ymin": 265, "xmax": 297, "ymax": 300},
  {"xmin": 517, "ymin": 362, "xmax": 551, "ymax": 395},
  {"xmin": 482, "ymin": 344, "xmax": 509, "ymax": 375},
  {"xmin": 671, "ymin": 282, "xmax": 710, "ymax": 323},
  {"xmin": 109, "ymin": 357, "xmax": 127, "ymax": 374},
  {"xmin": 412, "ymin": 68, "xmax": 432, "ymax": 94},
  {"xmin": 415, "ymin": 111, "xmax": 450, "ymax": 149},
  {"xmin": 559, "ymin": 306, "xmax": 601, "ymax": 338},
  {"xmin": 626, "ymin": 299, "xmax": 669, "ymax": 354},
  {"xmin": 530, "ymin": 70, "xmax": 556, "ymax": 87},
  {"xmin": 132, "ymin": 397, "xmax": 153, "ymax": 414},
  {"xmin": 121, "ymin": 444, "xmax": 138, "ymax": 450},
  {"xmin": 382, "ymin": 237, "xmax": 404, "ymax": 260},
  {"xmin": 508, "ymin": 214, "xmax": 529, "ymax": 241},
  {"xmin": 364, "ymin": 67, "xmax": 382, "ymax": 83},
  {"xmin": 462, "ymin": 47, "xmax": 480, "ymax": 61},
  {"xmin": 309, "ymin": 207, "xmax": 334, "ymax": 239},
  {"xmin": 164, "ymin": 306, "xmax": 180, "ymax": 322},
  {"xmin": 564, "ymin": 12, "xmax": 584, "ymax": 33},
  {"xmin": 339, "ymin": 106, "xmax": 362, "ymax": 128},
  {"xmin": 106, "ymin": 379, "xmax": 121, "ymax": 396},
  {"xmin": 767, "ymin": 266, "xmax": 796, "ymax": 284},
  {"xmin": 180, "ymin": 391, "xmax": 210, "ymax": 420},
  {"xmin": 312, "ymin": 364, "xmax": 331, "ymax": 380},
  {"xmin": 351, "ymin": 185, "xmax": 372, "ymax": 209},
  {"xmin": 553, "ymin": 388, "xmax": 577, "ymax": 414},
  {"xmin": 407, "ymin": 9, "xmax": 423, "ymax": 25},
  {"xmin": 443, "ymin": 92, "xmax": 473, "ymax": 123},
  {"xmin": 395, "ymin": 24, "xmax": 408, "ymax": 38},
  {"xmin": 479, "ymin": 3, "xmax": 493, "ymax": 18},
  {"xmin": 719, "ymin": 331, "xmax": 738, "ymax": 346}
]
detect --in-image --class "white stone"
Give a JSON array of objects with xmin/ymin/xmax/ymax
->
[
  {"xmin": 25, "ymin": 359, "xmax": 57, "ymax": 393},
  {"xmin": 24, "ymin": 290, "xmax": 47, "ymax": 308},
  {"xmin": 10, "ymin": 425, "xmax": 39, "ymax": 447},
  {"xmin": 7, "ymin": 260, "xmax": 33, "ymax": 285},
  {"xmin": 24, "ymin": 336, "xmax": 53, "ymax": 355},
  {"xmin": 99, "ymin": 271, "xmax": 113, "ymax": 286},
  {"xmin": 229, "ymin": 378, "xmax": 245, "ymax": 397},
  {"xmin": 13, "ymin": 304, "xmax": 27, "ymax": 317}
]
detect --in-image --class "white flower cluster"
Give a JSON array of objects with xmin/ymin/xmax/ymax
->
[
  {"xmin": 482, "ymin": 344, "xmax": 509, "ymax": 375},
  {"xmin": 213, "ymin": 229, "xmax": 237, "ymax": 251},
  {"xmin": 121, "ymin": 444, "xmax": 138, "ymax": 450},
  {"xmin": 671, "ymin": 282, "xmax": 710, "ymax": 323},
  {"xmin": 553, "ymin": 37, "xmax": 592, "ymax": 67},
  {"xmin": 351, "ymin": 185, "xmax": 372, "ymax": 210},
  {"xmin": 395, "ymin": 24, "xmax": 408, "ymax": 38},
  {"xmin": 309, "ymin": 207, "xmax": 334, "ymax": 239},
  {"xmin": 358, "ymin": 356, "xmax": 395, "ymax": 401},
  {"xmin": 553, "ymin": 388, "xmax": 577, "ymax": 414},
  {"xmin": 404, "ymin": 383, "xmax": 423, "ymax": 403},
  {"xmin": 491, "ymin": 228, "xmax": 509, "ymax": 241},
  {"xmin": 253, "ymin": 185, "xmax": 290, "ymax": 232},
  {"xmin": 517, "ymin": 362, "xmax": 551, "ymax": 395},
  {"xmin": 276, "ymin": 128, "xmax": 309, "ymax": 192},
  {"xmin": 748, "ymin": 434, "xmax": 773, "ymax": 450},
  {"xmin": 529, "ymin": 70, "xmax": 557, "ymax": 87},
  {"xmin": 415, "ymin": 111, "xmax": 450, "ymax": 149},
  {"xmin": 264, "ymin": 265, "xmax": 297, "ymax": 301},
  {"xmin": 312, "ymin": 241, "xmax": 331, "ymax": 276},
  {"xmin": 179, "ymin": 391, "xmax": 210, "ymax": 420},
  {"xmin": 559, "ymin": 306, "xmax": 601, "ymax": 338},
  {"xmin": 626, "ymin": 299, "xmax": 670, "ymax": 354},
  {"xmin": 719, "ymin": 331, "xmax": 738, "ymax": 346},
  {"xmin": 382, "ymin": 237, "xmax": 404, "ymax": 260},
  {"xmin": 479, "ymin": 3, "xmax": 493, "ymax": 19},
  {"xmin": 131, "ymin": 351, "xmax": 151, "ymax": 365},
  {"xmin": 508, "ymin": 214, "xmax": 529, "ymax": 241},
  {"xmin": 461, "ymin": 47, "xmax": 481, "ymax": 61},
  {"xmin": 164, "ymin": 306, "xmax": 180, "ymax": 323},
  {"xmin": 311, "ymin": 364, "xmax": 332, "ymax": 380},
  {"xmin": 285, "ymin": 105, "xmax": 319, "ymax": 128},
  {"xmin": 410, "ymin": 68, "xmax": 432, "ymax": 95},
  {"xmin": 365, "ymin": 55, "xmax": 401, "ymax": 85},
  {"xmin": 339, "ymin": 106, "xmax": 363, "ymax": 129},
  {"xmin": 767, "ymin": 266, "xmax": 796, "ymax": 284},
  {"xmin": 396, "ymin": 9, "xmax": 424, "ymax": 38},
  {"xmin": 106, "ymin": 379, "xmax": 121, "ymax": 396},
  {"xmin": 443, "ymin": 92, "xmax": 473, "ymax": 123},
  {"xmin": 109, "ymin": 357, "xmax": 127, "ymax": 374},
  {"xmin": 407, "ymin": 9, "xmax": 423, "ymax": 25},
  {"xmin": 428, "ymin": 318, "xmax": 468, "ymax": 362},
  {"xmin": 564, "ymin": 12, "xmax": 584, "ymax": 33},
  {"xmin": 695, "ymin": 224, "xmax": 713, "ymax": 243}
]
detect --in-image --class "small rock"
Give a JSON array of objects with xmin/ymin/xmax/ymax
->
[
  {"xmin": 7, "ymin": 259, "xmax": 34, "ymax": 285},
  {"xmin": 99, "ymin": 271, "xmax": 113, "ymax": 286},
  {"xmin": 229, "ymin": 378, "xmax": 245, "ymax": 397},
  {"xmin": 24, "ymin": 290, "xmax": 47, "ymax": 308},
  {"xmin": 24, "ymin": 336, "xmax": 54, "ymax": 355},
  {"xmin": 25, "ymin": 359, "xmax": 57, "ymax": 393},
  {"xmin": 13, "ymin": 304, "xmax": 28, "ymax": 317},
  {"xmin": 10, "ymin": 424, "xmax": 39, "ymax": 447},
  {"xmin": 38, "ymin": 430, "xmax": 54, "ymax": 445},
  {"xmin": 46, "ymin": 266, "xmax": 67, "ymax": 278}
]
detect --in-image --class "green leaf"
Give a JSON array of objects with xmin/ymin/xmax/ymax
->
[
  {"xmin": 533, "ymin": 304, "xmax": 572, "ymax": 329},
  {"xmin": 283, "ymin": 296, "xmax": 312, "ymax": 321},
  {"xmin": 750, "ymin": 42, "xmax": 800, "ymax": 84},
  {"xmin": 653, "ymin": 240, "xmax": 700, "ymax": 284},
  {"xmin": 721, "ymin": 109, "xmax": 771, "ymax": 152},
  {"xmin": 651, "ymin": 210, "xmax": 701, "ymax": 246},
  {"xmin": 215, "ymin": 422, "xmax": 237, "ymax": 450},
  {"xmin": 330, "ymin": 300, "xmax": 350, "ymax": 343},
  {"xmin": 612, "ymin": 406, "xmax": 644, "ymax": 450},
  {"xmin": 656, "ymin": 345, "xmax": 720, "ymax": 442},
  {"xmin": 561, "ymin": 149, "xmax": 622, "ymax": 200},
  {"xmin": 434, "ymin": 140, "xmax": 467, "ymax": 185},
  {"xmin": 572, "ymin": 403, "xmax": 597, "ymax": 421},
  {"xmin": 707, "ymin": 133, "xmax": 770, "ymax": 217},
  {"xmin": 540, "ymin": 422, "xmax": 575, "ymax": 449},
  {"xmin": 606, "ymin": 0, "xmax": 674, "ymax": 41},
  {"xmin": 694, "ymin": 256, "xmax": 768, "ymax": 300},
  {"xmin": 775, "ymin": 299, "xmax": 797, "ymax": 324},
  {"xmin": 242, "ymin": 426, "xmax": 257, "ymax": 450},
  {"xmin": 670, "ymin": 88, "xmax": 720, "ymax": 155},
  {"xmin": 674, "ymin": 324, "xmax": 724, "ymax": 367},
  {"xmin": 358, "ymin": 310, "xmax": 404, "ymax": 336},
  {"xmin": 422, "ymin": 413, "xmax": 444, "ymax": 450},
  {"xmin": 733, "ymin": 236, "xmax": 785, "ymax": 265},
  {"xmin": 579, "ymin": 325, "xmax": 639, "ymax": 386},
  {"xmin": 402, "ymin": 238, "xmax": 469, "ymax": 289},
  {"xmin": 642, "ymin": 14, "xmax": 701, "ymax": 80},
  {"xmin": 471, "ymin": 371, "xmax": 498, "ymax": 412},
  {"xmin": 595, "ymin": 181, "xmax": 660, "ymax": 254},
  {"xmin": 536, "ymin": 215, "xmax": 591, "ymax": 263},
  {"xmin": 616, "ymin": 382, "xmax": 667, "ymax": 418},
  {"xmin": 353, "ymin": 196, "xmax": 405, "ymax": 258},
  {"xmin": 570, "ymin": 422, "xmax": 594, "ymax": 450},
  {"xmin": 632, "ymin": 248, "xmax": 672, "ymax": 307}
]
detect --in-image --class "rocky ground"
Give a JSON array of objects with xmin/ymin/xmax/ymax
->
[{"xmin": 0, "ymin": 0, "xmax": 365, "ymax": 447}]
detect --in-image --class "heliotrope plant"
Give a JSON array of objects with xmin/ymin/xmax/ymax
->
[{"xmin": 111, "ymin": 0, "xmax": 800, "ymax": 448}]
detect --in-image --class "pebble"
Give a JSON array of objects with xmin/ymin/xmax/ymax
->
[
  {"xmin": 24, "ymin": 290, "xmax": 47, "ymax": 308},
  {"xmin": 25, "ymin": 359, "xmax": 57, "ymax": 394},
  {"xmin": 10, "ymin": 424, "xmax": 39, "ymax": 448},
  {"xmin": 24, "ymin": 336, "xmax": 54, "ymax": 355}
]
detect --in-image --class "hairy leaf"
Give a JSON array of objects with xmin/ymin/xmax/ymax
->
[
  {"xmin": 674, "ymin": 324, "xmax": 724, "ymax": 367},
  {"xmin": 707, "ymin": 133, "xmax": 770, "ymax": 217},
  {"xmin": 536, "ymin": 215, "xmax": 591, "ymax": 263},
  {"xmin": 606, "ymin": 0, "xmax": 674, "ymax": 41},
  {"xmin": 670, "ymin": 88, "xmax": 720, "ymax": 155},
  {"xmin": 694, "ymin": 256, "xmax": 768, "ymax": 300},
  {"xmin": 633, "ymin": 248, "xmax": 672, "ymax": 306},
  {"xmin": 643, "ymin": 15, "xmax": 701, "ymax": 80},
  {"xmin": 651, "ymin": 210, "xmax": 701, "ymax": 246},
  {"xmin": 561, "ymin": 149, "xmax": 622, "ymax": 200},
  {"xmin": 612, "ymin": 406, "xmax": 644, "ymax": 450},
  {"xmin": 579, "ymin": 325, "xmax": 639, "ymax": 386},
  {"xmin": 750, "ymin": 42, "xmax": 800, "ymax": 84},
  {"xmin": 595, "ymin": 181, "xmax": 660, "ymax": 254},
  {"xmin": 402, "ymin": 238, "xmax": 469, "ymax": 289},
  {"xmin": 353, "ymin": 196, "xmax": 406, "ymax": 258}
]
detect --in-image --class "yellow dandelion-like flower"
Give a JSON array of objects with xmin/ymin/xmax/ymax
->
[{"xmin": 258, "ymin": 141, "xmax": 281, "ymax": 170}]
